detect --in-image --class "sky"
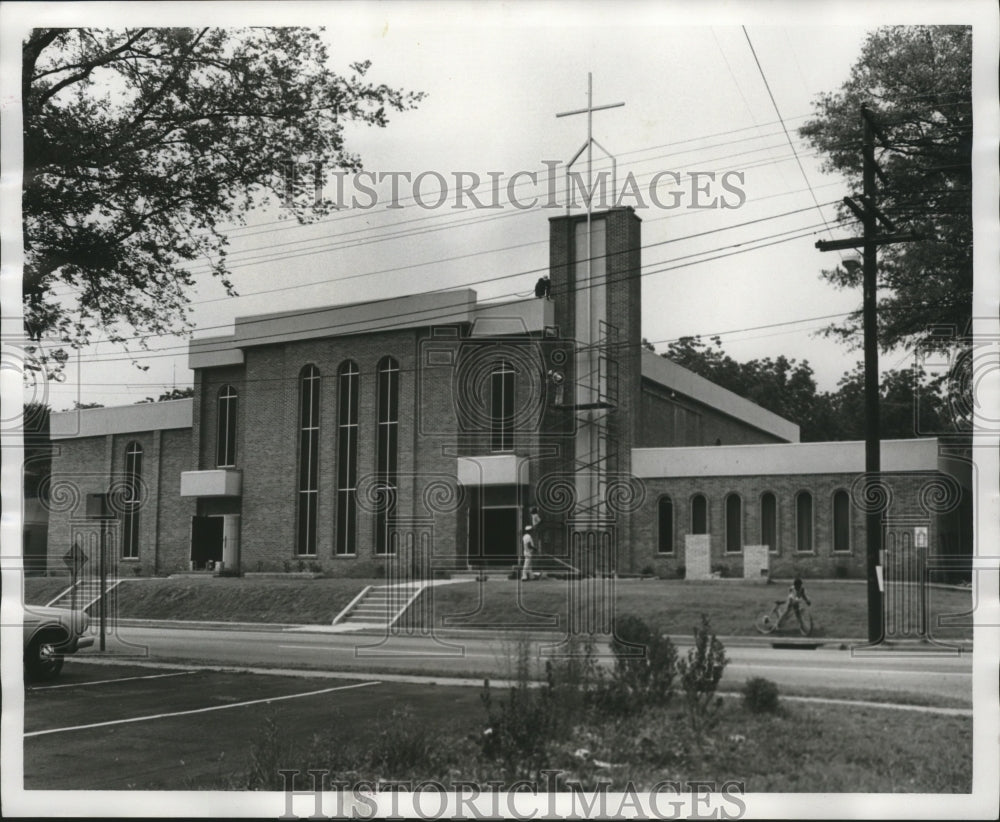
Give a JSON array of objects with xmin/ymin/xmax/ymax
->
[{"xmin": 1, "ymin": 0, "xmax": 993, "ymax": 411}]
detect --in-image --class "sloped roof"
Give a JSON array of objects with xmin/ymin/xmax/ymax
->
[{"xmin": 641, "ymin": 350, "xmax": 800, "ymax": 443}]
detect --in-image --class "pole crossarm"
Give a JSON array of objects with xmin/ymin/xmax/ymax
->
[
  {"xmin": 815, "ymin": 233, "xmax": 923, "ymax": 252},
  {"xmin": 556, "ymin": 101, "xmax": 625, "ymax": 118}
]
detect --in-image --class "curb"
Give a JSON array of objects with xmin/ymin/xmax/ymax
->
[{"xmin": 106, "ymin": 618, "xmax": 974, "ymax": 651}]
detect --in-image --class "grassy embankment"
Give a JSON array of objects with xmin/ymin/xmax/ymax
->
[{"xmin": 23, "ymin": 576, "xmax": 973, "ymax": 640}]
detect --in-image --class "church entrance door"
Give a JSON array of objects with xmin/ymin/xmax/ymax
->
[{"xmin": 481, "ymin": 507, "xmax": 519, "ymax": 567}]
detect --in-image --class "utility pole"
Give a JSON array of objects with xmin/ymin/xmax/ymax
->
[{"xmin": 816, "ymin": 104, "xmax": 921, "ymax": 645}]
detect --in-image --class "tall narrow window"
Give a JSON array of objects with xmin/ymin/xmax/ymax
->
[
  {"xmin": 122, "ymin": 442, "xmax": 142, "ymax": 559},
  {"xmin": 796, "ymin": 491, "xmax": 814, "ymax": 553},
  {"xmin": 833, "ymin": 489, "xmax": 851, "ymax": 553},
  {"xmin": 216, "ymin": 384, "xmax": 238, "ymax": 468},
  {"xmin": 490, "ymin": 360, "xmax": 515, "ymax": 452},
  {"xmin": 691, "ymin": 494, "xmax": 708, "ymax": 535},
  {"xmin": 336, "ymin": 361, "xmax": 359, "ymax": 556},
  {"xmin": 760, "ymin": 492, "xmax": 778, "ymax": 553},
  {"xmin": 296, "ymin": 366, "xmax": 320, "ymax": 556},
  {"xmin": 657, "ymin": 496, "xmax": 674, "ymax": 554},
  {"xmin": 375, "ymin": 357, "xmax": 400, "ymax": 555},
  {"xmin": 725, "ymin": 493, "xmax": 742, "ymax": 553}
]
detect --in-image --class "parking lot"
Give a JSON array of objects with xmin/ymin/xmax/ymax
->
[{"xmin": 23, "ymin": 659, "xmax": 485, "ymax": 790}]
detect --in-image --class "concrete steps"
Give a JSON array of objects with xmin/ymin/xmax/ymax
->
[
  {"xmin": 46, "ymin": 578, "xmax": 123, "ymax": 612},
  {"xmin": 333, "ymin": 584, "xmax": 424, "ymax": 627}
]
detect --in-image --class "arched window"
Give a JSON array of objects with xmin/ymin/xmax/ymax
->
[
  {"xmin": 832, "ymin": 489, "xmax": 851, "ymax": 553},
  {"xmin": 690, "ymin": 494, "xmax": 708, "ymax": 535},
  {"xmin": 760, "ymin": 492, "xmax": 778, "ymax": 553},
  {"xmin": 336, "ymin": 361, "xmax": 359, "ymax": 556},
  {"xmin": 795, "ymin": 491, "xmax": 814, "ymax": 553},
  {"xmin": 375, "ymin": 357, "xmax": 400, "ymax": 555},
  {"xmin": 490, "ymin": 360, "xmax": 515, "ymax": 452},
  {"xmin": 216, "ymin": 384, "xmax": 238, "ymax": 468},
  {"xmin": 296, "ymin": 366, "xmax": 320, "ymax": 556},
  {"xmin": 725, "ymin": 493, "xmax": 742, "ymax": 553},
  {"xmin": 122, "ymin": 442, "xmax": 142, "ymax": 559},
  {"xmin": 657, "ymin": 496, "xmax": 674, "ymax": 554}
]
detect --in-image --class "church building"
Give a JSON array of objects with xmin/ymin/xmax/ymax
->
[{"xmin": 45, "ymin": 207, "xmax": 971, "ymax": 583}]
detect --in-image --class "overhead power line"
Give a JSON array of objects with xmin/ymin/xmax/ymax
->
[
  {"xmin": 66, "ymin": 217, "xmax": 848, "ymax": 366},
  {"xmin": 741, "ymin": 26, "xmax": 842, "ymax": 258}
]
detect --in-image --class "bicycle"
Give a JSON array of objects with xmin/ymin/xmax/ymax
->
[{"xmin": 755, "ymin": 599, "xmax": 813, "ymax": 636}]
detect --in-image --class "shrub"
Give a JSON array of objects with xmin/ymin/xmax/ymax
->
[
  {"xmin": 597, "ymin": 615, "xmax": 677, "ymax": 716},
  {"xmin": 676, "ymin": 564, "xmax": 686, "ymax": 580},
  {"xmin": 640, "ymin": 565, "xmax": 656, "ymax": 577},
  {"xmin": 834, "ymin": 563, "xmax": 850, "ymax": 579},
  {"xmin": 742, "ymin": 677, "xmax": 780, "ymax": 714},
  {"xmin": 710, "ymin": 562, "xmax": 726, "ymax": 577},
  {"xmin": 677, "ymin": 615, "xmax": 728, "ymax": 745}
]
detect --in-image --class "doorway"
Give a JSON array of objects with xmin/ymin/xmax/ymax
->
[
  {"xmin": 481, "ymin": 507, "xmax": 519, "ymax": 567},
  {"xmin": 190, "ymin": 516, "xmax": 224, "ymax": 570}
]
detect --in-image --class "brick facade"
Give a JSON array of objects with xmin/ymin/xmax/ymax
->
[
  {"xmin": 630, "ymin": 471, "xmax": 964, "ymax": 579},
  {"xmin": 43, "ymin": 207, "xmax": 970, "ymax": 580}
]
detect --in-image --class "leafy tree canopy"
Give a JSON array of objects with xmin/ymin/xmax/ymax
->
[
  {"xmin": 138, "ymin": 386, "xmax": 194, "ymax": 403},
  {"xmin": 22, "ymin": 27, "xmax": 425, "ymax": 373},
  {"xmin": 799, "ymin": 25, "xmax": 971, "ymax": 352},
  {"xmin": 661, "ymin": 336, "xmax": 959, "ymax": 442}
]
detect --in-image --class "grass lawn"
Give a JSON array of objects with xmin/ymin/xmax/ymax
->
[
  {"xmin": 23, "ymin": 576, "xmax": 378, "ymax": 625},
  {"xmin": 23, "ymin": 575, "xmax": 972, "ymax": 640},
  {"xmin": 21, "ymin": 576, "xmax": 73, "ymax": 607},
  {"xmin": 432, "ymin": 578, "xmax": 973, "ymax": 640}
]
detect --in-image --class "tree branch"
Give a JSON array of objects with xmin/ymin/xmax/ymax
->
[{"xmin": 32, "ymin": 28, "xmax": 152, "ymax": 108}]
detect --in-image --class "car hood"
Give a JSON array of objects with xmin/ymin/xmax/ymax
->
[{"xmin": 22, "ymin": 605, "xmax": 90, "ymax": 631}]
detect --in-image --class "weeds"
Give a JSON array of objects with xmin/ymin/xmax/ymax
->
[{"xmin": 677, "ymin": 615, "xmax": 728, "ymax": 747}]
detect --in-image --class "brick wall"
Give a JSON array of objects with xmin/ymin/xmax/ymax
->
[
  {"xmin": 157, "ymin": 428, "xmax": 197, "ymax": 573},
  {"xmin": 46, "ymin": 427, "xmax": 194, "ymax": 576},
  {"xmin": 638, "ymin": 379, "xmax": 787, "ymax": 448},
  {"xmin": 546, "ymin": 208, "xmax": 643, "ymax": 570},
  {"xmin": 46, "ymin": 436, "xmax": 107, "ymax": 573},
  {"xmin": 197, "ymin": 364, "xmax": 246, "ymax": 471},
  {"xmin": 229, "ymin": 326, "xmax": 468, "ymax": 573},
  {"xmin": 630, "ymin": 471, "xmax": 955, "ymax": 578}
]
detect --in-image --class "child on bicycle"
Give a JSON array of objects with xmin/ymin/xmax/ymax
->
[{"xmin": 780, "ymin": 577, "xmax": 811, "ymax": 625}]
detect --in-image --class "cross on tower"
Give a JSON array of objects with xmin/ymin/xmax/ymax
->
[
  {"xmin": 556, "ymin": 72, "xmax": 625, "ymax": 213},
  {"xmin": 555, "ymin": 75, "xmax": 625, "ymax": 527}
]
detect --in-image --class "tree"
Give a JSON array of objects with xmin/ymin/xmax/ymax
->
[
  {"xmin": 829, "ymin": 363, "xmax": 956, "ymax": 440},
  {"xmin": 22, "ymin": 28, "xmax": 425, "ymax": 373},
  {"xmin": 799, "ymin": 26, "xmax": 972, "ymax": 353},
  {"xmin": 658, "ymin": 336, "xmax": 955, "ymax": 442},
  {"xmin": 138, "ymin": 386, "xmax": 194, "ymax": 403}
]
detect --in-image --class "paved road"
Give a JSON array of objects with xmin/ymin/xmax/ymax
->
[{"xmin": 86, "ymin": 623, "xmax": 972, "ymax": 702}]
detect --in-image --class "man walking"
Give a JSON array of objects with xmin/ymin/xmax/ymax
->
[{"xmin": 521, "ymin": 525, "xmax": 535, "ymax": 581}]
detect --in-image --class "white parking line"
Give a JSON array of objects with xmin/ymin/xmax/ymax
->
[
  {"xmin": 27, "ymin": 670, "xmax": 198, "ymax": 691},
  {"xmin": 24, "ymin": 680, "xmax": 380, "ymax": 738}
]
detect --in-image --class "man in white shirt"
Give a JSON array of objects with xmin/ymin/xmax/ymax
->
[{"xmin": 521, "ymin": 526, "xmax": 535, "ymax": 581}]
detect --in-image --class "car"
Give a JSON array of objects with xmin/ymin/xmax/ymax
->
[{"xmin": 23, "ymin": 605, "xmax": 94, "ymax": 681}]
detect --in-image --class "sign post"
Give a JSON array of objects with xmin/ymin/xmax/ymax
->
[{"xmin": 86, "ymin": 493, "xmax": 114, "ymax": 651}]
